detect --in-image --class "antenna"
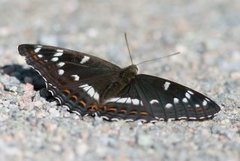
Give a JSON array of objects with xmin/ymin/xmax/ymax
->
[
  {"xmin": 124, "ymin": 33, "xmax": 134, "ymax": 65},
  {"xmin": 136, "ymin": 52, "xmax": 181, "ymax": 66}
]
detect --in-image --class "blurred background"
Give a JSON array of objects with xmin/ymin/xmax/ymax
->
[
  {"xmin": 0, "ymin": 0, "xmax": 239, "ymax": 161},
  {"xmin": 1, "ymin": 0, "xmax": 240, "ymax": 83}
]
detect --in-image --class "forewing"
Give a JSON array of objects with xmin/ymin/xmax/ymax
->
[
  {"xmin": 99, "ymin": 74, "xmax": 220, "ymax": 122},
  {"xmin": 18, "ymin": 44, "xmax": 121, "ymax": 115}
]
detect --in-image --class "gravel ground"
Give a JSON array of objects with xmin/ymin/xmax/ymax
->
[{"xmin": 0, "ymin": 0, "xmax": 239, "ymax": 161}]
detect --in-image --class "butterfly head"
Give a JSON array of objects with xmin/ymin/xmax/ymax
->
[{"xmin": 121, "ymin": 65, "xmax": 138, "ymax": 81}]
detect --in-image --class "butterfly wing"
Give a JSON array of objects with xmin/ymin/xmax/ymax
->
[
  {"xmin": 99, "ymin": 74, "xmax": 220, "ymax": 122},
  {"xmin": 18, "ymin": 44, "xmax": 220, "ymax": 122},
  {"xmin": 18, "ymin": 44, "xmax": 121, "ymax": 115}
]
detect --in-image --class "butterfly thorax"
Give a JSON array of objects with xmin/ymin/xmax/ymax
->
[
  {"xmin": 120, "ymin": 65, "xmax": 138, "ymax": 81},
  {"xmin": 101, "ymin": 65, "xmax": 138, "ymax": 102}
]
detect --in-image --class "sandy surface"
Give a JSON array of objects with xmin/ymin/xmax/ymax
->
[{"xmin": 0, "ymin": 0, "xmax": 239, "ymax": 161}]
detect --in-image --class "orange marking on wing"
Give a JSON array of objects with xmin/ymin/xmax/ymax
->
[
  {"xmin": 63, "ymin": 89, "xmax": 71, "ymax": 95},
  {"xmin": 195, "ymin": 107, "xmax": 205, "ymax": 113},
  {"xmin": 87, "ymin": 104, "xmax": 98, "ymax": 112},
  {"xmin": 107, "ymin": 107, "xmax": 117, "ymax": 113},
  {"xmin": 79, "ymin": 100, "xmax": 86, "ymax": 107},
  {"xmin": 119, "ymin": 107, "xmax": 127, "ymax": 114},
  {"xmin": 32, "ymin": 54, "xmax": 38, "ymax": 60},
  {"xmin": 70, "ymin": 95, "xmax": 78, "ymax": 102},
  {"xmin": 140, "ymin": 111, "xmax": 148, "ymax": 116},
  {"xmin": 39, "ymin": 60, "xmax": 45, "ymax": 65},
  {"xmin": 129, "ymin": 110, "xmax": 137, "ymax": 115},
  {"xmin": 98, "ymin": 105, "xmax": 107, "ymax": 111}
]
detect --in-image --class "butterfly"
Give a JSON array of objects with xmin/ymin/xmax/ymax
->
[{"xmin": 18, "ymin": 44, "xmax": 220, "ymax": 122}]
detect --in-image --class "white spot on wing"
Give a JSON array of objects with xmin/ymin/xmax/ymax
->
[
  {"xmin": 58, "ymin": 69, "xmax": 64, "ymax": 75},
  {"xmin": 159, "ymin": 118, "xmax": 165, "ymax": 121},
  {"xmin": 51, "ymin": 57, "xmax": 59, "ymax": 62},
  {"xmin": 48, "ymin": 89, "xmax": 54, "ymax": 95},
  {"xmin": 79, "ymin": 84, "xmax": 89, "ymax": 88},
  {"xmin": 72, "ymin": 110, "xmax": 81, "ymax": 116},
  {"xmin": 195, "ymin": 104, "xmax": 200, "ymax": 108},
  {"xmin": 105, "ymin": 97, "xmax": 120, "ymax": 103},
  {"xmin": 87, "ymin": 87, "xmax": 95, "ymax": 97},
  {"xmin": 164, "ymin": 81, "xmax": 171, "ymax": 90},
  {"xmin": 54, "ymin": 50, "xmax": 63, "ymax": 57},
  {"xmin": 189, "ymin": 117, "xmax": 197, "ymax": 120},
  {"xmin": 205, "ymin": 98, "xmax": 210, "ymax": 102},
  {"xmin": 93, "ymin": 92, "xmax": 99, "ymax": 101},
  {"xmin": 187, "ymin": 90, "xmax": 194, "ymax": 95},
  {"xmin": 105, "ymin": 97, "xmax": 143, "ymax": 106},
  {"xmin": 79, "ymin": 84, "xmax": 99, "ymax": 101},
  {"xmin": 111, "ymin": 118, "xmax": 120, "ymax": 121},
  {"xmin": 101, "ymin": 116, "xmax": 109, "ymax": 120},
  {"xmin": 202, "ymin": 100, "xmax": 207, "ymax": 106},
  {"xmin": 83, "ymin": 86, "xmax": 91, "ymax": 91},
  {"xmin": 125, "ymin": 118, "xmax": 134, "ymax": 122},
  {"xmin": 37, "ymin": 54, "xmax": 43, "ymax": 58},
  {"xmin": 80, "ymin": 56, "xmax": 90, "ymax": 64},
  {"xmin": 174, "ymin": 98, "xmax": 179, "ymax": 104},
  {"xmin": 126, "ymin": 97, "xmax": 131, "ymax": 104},
  {"xmin": 178, "ymin": 116, "xmax": 187, "ymax": 119},
  {"xmin": 185, "ymin": 92, "xmax": 191, "ymax": 99},
  {"xmin": 71, "ymin": 74, "xmax": 80, "ymax": 81},
  {"xmin": 55, "ymin": 97, "xmax": 62, "ymax": 104},
  {"xmin": 165, "ymin": 103, "xmax": 173, "ymax": 108},
  {"xmin": 150, "ymin": 99, "xmax": 159, "ymax": 104},
  {"xmin": 182, "ymin": 97, "xmax": 188, "ymax": 103},
  {"xmin": 34, "ymin": 47, "xmax": 41, "ymax": 53},
  {"xmin": 117, "ymin": 98, "xmax": 128, "ymax": 103},
  {"xmin": 57, "ymin": 62, "xmax": 65, "ymax": 67},
  {"xmin": 207, "ymin": 115, "xmax": 213, "ymax": 118},
  {"xmin": 132, "ymin": 99, "xmax": 140, "ymax": 105}
]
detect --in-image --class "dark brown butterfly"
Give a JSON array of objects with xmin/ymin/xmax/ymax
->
[{"xmin": 18, "ymin": 44, "xmax": 220, "ymax": 122}]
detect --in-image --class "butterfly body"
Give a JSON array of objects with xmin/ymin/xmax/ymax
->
[
  {"xmin": 101, "ymin": 65, "xmax": 138, "ymax": 101},
  {"xmin": 18, "ymin": 44, "xmax": 220, "ymax": 122}
]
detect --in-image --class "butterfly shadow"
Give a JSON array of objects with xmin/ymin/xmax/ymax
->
[{"xmin": 1, "ymin": 64, "xmax": 54, "ymax": 101}]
